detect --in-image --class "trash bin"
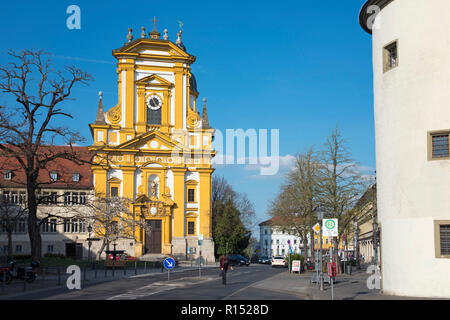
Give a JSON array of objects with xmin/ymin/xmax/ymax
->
[{"xmin": 346, "ymin": 264, "xmax": 352, "ymax": 275}]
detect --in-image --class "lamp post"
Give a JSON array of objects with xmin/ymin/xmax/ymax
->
[
  {"xmin": 87, "ymin": 225, "xmax": 92, "ymax": 264},
  {"xmin": 140, "ymin": 204, "xmax": 148, "ymax": 254},
  {"xmin": 354, "ymin": 223, "xmax": 360, "ymax": 269},
  {"xmin": 316, "ymin": 209, "xmax": 324, "ymax": 291},
  {"xmin": 372, "ymin": 216, "xmax": 378, "ymax": 266}
]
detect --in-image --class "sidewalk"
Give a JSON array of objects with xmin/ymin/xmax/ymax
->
[{"xmin": 253, "ymin": 268, "xmax": 440, "ymax": 300}]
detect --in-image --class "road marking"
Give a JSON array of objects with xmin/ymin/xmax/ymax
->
[{"xmin": 221, "ymin": 272, "xmax": 282, "ymax": 300}]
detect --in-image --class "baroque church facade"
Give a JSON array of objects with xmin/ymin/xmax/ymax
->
[{"xmin": 89, "ymin": 22, "xmax": 216, "ymax": 262}]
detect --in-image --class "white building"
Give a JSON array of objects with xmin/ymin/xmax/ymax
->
[
  {"xmin": 259, "ymin": 218, "xmax": 311, "ymax": 258},
  {"xmin": 360, "ymin": 0, "xmax": 450, "ymax": 298}
]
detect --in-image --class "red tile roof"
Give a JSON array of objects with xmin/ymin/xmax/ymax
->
[
  {"xmin": 259, "ymin": 216, "xmax": 291, "ymax": 227},
  {"xmin": 0, "ymin": 145, "xmax": 94, "ymax": 189}
]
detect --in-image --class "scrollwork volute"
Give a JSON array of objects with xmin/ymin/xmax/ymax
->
[{"xmin": 107, "ymin": 104, "xmax": 122, "ymax": 124}]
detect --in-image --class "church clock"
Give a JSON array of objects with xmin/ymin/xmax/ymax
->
[{"xmin": 147, "ymin": 94, "xmax": 162, "ymax": 110}]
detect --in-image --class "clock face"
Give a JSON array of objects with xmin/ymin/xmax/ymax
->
[{"xmin": 147, "ymin": 94, "xmax": 162, "ymax": 110}]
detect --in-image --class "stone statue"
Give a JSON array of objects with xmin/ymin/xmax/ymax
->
[{"xmin": 150, "ymin": 181, "xmax": 158, "ymax": 198}]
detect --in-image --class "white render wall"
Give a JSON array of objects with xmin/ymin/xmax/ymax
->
[
  {"xmin": 259, "ymin": 225, "xmax": 311, "ymax": 258},
  {"xmin": 371, "ymin": 0, "xmax": 450, "ymax": 298}
]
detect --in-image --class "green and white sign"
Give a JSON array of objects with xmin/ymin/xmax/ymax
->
[{"xmin": 322, "ymin": 219, "xmax": 338, "ymax": 237}]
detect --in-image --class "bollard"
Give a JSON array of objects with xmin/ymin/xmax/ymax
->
[
  {"xmin": 112, "ymin": 262, "xmax": 115, "ymax": 277},
  {"xmin": 124, "ymin": 265, "xmax": 126, "ymax": 276},
  {"xmin": 144, "ymin": 261, "xmax": 147, "ymax": 273},
  {"xmin": 134, "ymin": 261, "xmax": 137, "ymax": 275}
]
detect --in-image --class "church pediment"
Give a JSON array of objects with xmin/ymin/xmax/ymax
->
[
  {"xmin": 136, "ymin": 74, "xmax": 173, "ymax": 88},
  {"xmin": 113, "ymin": 39, "xmax": 195, "ymax": 62},
  {"xmin": 116, "ymin": 131, "xmax": 185, "ymax": 152}
]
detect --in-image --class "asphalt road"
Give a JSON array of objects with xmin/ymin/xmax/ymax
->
[{"xmin": 6, "ymin": 264, "xmax": 305, "ymax": 300}]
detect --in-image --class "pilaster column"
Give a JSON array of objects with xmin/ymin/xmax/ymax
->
[{"xmin": 172, "ymin": 168, "xmax": 186, "ymax": 237}]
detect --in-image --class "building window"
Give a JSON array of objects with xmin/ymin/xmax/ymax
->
[
  {"xmin": 11, "ymin": 191, "xmax": 18, "ymax": 204},
  {"xmin": 187, "ymin": 189, "xmax": 195, "ymax": 202},
  {"xmin": 110, "ymin": 187, "xmax": 119, "ymax": 197},
  {"xmin": 47, "ymin": 245, "xmax": 54, "ymax": 253},
  {"xmin": 50, "ymin": 171, "xmax": 58, "ymax": 182},
  {"xmin": 72, "ymin": 172, "xmax": 80, "ymax": 182},
  {"xmin": 147, "ymin": 108, "xmax": 161, "ymax": 125},
  {"xmin": 15, "ymin": 245, "xmax": 22, "ymax": 253},
  {"xmin": 3, "ymin": 191, "xmax": 10, "ymax": 202},
  {"xmin": 17, "ymin": 219, "xmax": 26, "ymax": 233},
  {"xmin": 64, "ymin": 192, "xmax": 71, "ymax": 205},
  {"xmin": 19, "ymin": 192, "xmax": 26, "ymax": 204},
  {"xmin": 187, "ymin": 221, "xmax": 195, "ymax": 235},
  {"xmin": 383, "ymin": 41, "xmax": 398, "ymax": 72},
  {"xmin": 428, "ymin": 131, "xmax": 450, "ymax": 160},
  {"xmin": 435, "ymin": 221, "xmax": 450, "ymax": 258},
  {"xmin": 80, "ymin": 192, "xmax": 86, "ymax": 205},
  {"xmin": 264, "ymin": 229, "xmax": 267, "ymax": 235},
  {"xmin": 4, "ymin": 171, "xmax": 12, "ymax": 180},
  {"xmin": 440, "ymin": 225, "xmax": 450, "ymax": 255},
  {"xmin": 64, "ymin": 219, "xmax": 71, "ymax": 233},
  {"xmin": 72, "ymin": 192, "xmax": 79, "ymax": 205},
  {"xmin": 432, "ymin": 134, "xmax": 449, "ymax": 158},
  {"xmin": 50, "ymin": 192, "xmax": 58, "ymax": 204}
]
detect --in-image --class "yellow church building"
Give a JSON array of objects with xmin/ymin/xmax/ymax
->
[{"xmin": 88, "ymin": 21, "xmax": 216, "ymax": 262}]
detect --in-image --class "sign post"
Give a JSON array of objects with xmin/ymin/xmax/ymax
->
[
  {"xmin": 312, "ymin": 223, "xmax": 321, "ymax": 285},
  {"xmin": 163, "ymin": 257, "xmax": 175, "ymax": 281}
]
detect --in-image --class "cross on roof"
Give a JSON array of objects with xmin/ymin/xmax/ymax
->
[{"xmin": 152, "ymin": 17, "xmax": 158, "ymax": 31}]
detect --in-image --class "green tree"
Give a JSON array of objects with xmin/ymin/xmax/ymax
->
[{"xmin": 212, "ymin": 176, "xmax": 253, "ymax": 257}]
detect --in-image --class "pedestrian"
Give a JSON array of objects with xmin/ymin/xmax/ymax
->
[{"xmin": 219, "ymin": 254, "xmax": 233, "ymax": 285}]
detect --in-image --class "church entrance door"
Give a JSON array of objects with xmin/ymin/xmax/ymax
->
[{"xmin": 145, "ymin": 220, "xmax": 162, "ymax": 254}]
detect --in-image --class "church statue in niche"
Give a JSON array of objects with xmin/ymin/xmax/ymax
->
[{"xmin": 150, "ymin": 180, "xmax": 159, "ymax": 198}]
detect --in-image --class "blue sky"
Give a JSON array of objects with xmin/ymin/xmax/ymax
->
[{"xmin": 0, "ymin": 0, "xmax": 375, "ymax": 237}]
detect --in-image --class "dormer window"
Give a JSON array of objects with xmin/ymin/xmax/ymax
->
[
  {"xmin": 4, "ymin": 171, "xmax": 12, "ymax": 180},
  {"xmin": 73, "ymin": 172, "xmax": 80, "ymax": 182},
  {"xmin": 50, "ymin": 171, "xmax": 58, "ymax": 182}
]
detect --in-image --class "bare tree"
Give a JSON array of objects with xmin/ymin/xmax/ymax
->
[
  {"xmin": 53, "ymin": 194, "xmax": 151, "ymax": 261},
  {"xmin": 269, "ymin": 148, "xmax": 321, "ymax": 260},
  {"xmin": 317, "ymin": 126, "xmax": 367, "ymax": 271},
  {"xmin": 0, "ymin": 49, "xmax": 92, "ymax": 261}
]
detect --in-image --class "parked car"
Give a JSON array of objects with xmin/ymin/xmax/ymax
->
[
  {"xmin": 227, "ymin": 255, "xmax": 250, "ymax": 266},
  {"xmin": 258, "ymin": 256, "xmax": 270, "ymax": 264},
  {"xmin": 120, "ymin": 254, "xmax": 137, "ymax": 261},
  {"xmin": 271, "ymin": 256, "xmax": 287, "ymax": 268}
]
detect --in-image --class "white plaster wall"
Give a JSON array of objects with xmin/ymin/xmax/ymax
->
[
  {"xmin": 372, "ymin": 0, "xmax": 450, "ymax": 298},
  {"xmin": 166, "ymin": 169, "xmax": 174, "ymax": 200}
]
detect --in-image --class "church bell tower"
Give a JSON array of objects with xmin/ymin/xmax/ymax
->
[{"xmin": 89, "ymin": 18, "xmax": 216, "ymax": 262}]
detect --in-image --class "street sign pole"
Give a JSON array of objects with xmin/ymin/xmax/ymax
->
[
  {"xmin": 330, "ymin": 239, "xmax": 334, "ymax": 300},
  {"xmin": 319, "ymin": 225, "xmax": 323, "ymax": 291}
]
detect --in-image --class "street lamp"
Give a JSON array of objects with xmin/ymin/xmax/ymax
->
[
  {"xmin": 372, "ymin": 216, "xmax": 378, "ymax": 266},
  {"xmin": 316, "ymin": 209, "xmax": 324, "ymax": 291},
  {"xmin": 87, "ymin": 225, "xmax": 93, "ymax": 264},
  {"xmin": 354, "ymin": 225, "xmax": 360, "ymax": 269}
]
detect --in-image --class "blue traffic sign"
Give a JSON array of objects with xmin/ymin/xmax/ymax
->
[{"xmin": 163, "ymin": 257, "xmax": 175, "ymax": 270}]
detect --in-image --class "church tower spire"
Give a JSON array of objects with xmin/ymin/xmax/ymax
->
[
  {"xmin": 94, "ymin": 91, "xmax": 106, "ymax": 125},
  {"xmin": 201, "ymin": 98, "xmax": 210, "ymax": 129}
]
